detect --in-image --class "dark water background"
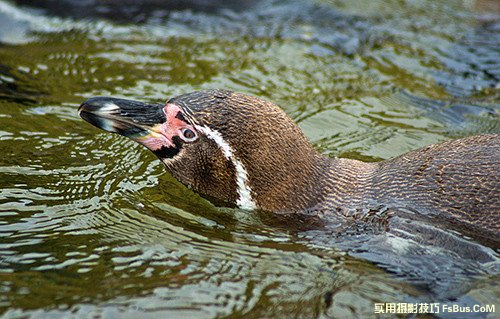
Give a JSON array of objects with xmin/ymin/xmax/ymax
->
[{"xmin": 0, "ymin": 0, "xmax": 499, "ymax": 318}]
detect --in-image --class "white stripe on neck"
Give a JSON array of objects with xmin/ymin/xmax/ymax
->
[{"xmin": 195, "ymin": 125, "xmax": 257, "ymax": 210}]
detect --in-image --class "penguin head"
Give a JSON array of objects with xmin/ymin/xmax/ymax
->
[{"xmin": 79, "ymin": 89, "xmax": 322, "ymax": 211}]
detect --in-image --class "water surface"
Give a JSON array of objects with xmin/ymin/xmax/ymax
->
[{"xmin": 0, "ymin": 0, "xmax": 499, "ymax": 318}]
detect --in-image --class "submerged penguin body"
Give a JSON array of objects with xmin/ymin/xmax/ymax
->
[{"xmin": 79, "ymin": 90, "xmax": 499, "ymax": 247}]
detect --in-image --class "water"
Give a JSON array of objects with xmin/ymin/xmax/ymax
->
[{"xmin": 0, "ymin": 0, "xmax": 499, "ymax": 318}]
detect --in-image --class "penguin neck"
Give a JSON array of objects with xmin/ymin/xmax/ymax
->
[
  {"xmin": 241, "ymin": 141, "xmax": 330, "ymax": 212},
  {"xmin": 246, "ymin": 148, "xmax": 377, "ymax": 213}
]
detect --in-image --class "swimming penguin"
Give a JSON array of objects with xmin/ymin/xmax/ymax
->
[{"xmin": 79, "ymin": 89, "xmax": 499, "ymax": 247}]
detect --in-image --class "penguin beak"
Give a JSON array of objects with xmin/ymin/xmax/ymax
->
[{"xmin": 78, "ymin": 97, "xmax": 166, "ymax": 138}]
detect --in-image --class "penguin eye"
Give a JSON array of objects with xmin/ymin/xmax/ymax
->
[{"xmin": 180, "ymin": 128, "xmax": 198, "ymax": 142}]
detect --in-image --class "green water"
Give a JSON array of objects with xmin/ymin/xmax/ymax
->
[{"xmin": 0, "ymin": 0, "xmax": 499, "ymax": 318}]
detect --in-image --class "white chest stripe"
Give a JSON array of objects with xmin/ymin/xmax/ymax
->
[{"xmin": 195, "ymin": 125, "xmax": 257, "ymax": 210}]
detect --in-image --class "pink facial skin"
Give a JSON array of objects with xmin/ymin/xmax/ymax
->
[{"xmin": 134, "ymin": 103, "xmax": 195, "ymax": 151}]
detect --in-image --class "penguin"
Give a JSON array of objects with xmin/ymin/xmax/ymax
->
[{"xmin": 79, "ymin": 89, "xmax": 499, "ymax": 247}]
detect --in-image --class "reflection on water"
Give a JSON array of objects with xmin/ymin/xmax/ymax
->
[{"xmin": 0, "ymin": 0, "xmax": 499, "ymax": 318}]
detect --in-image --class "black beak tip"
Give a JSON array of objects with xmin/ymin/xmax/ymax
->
[
  {"xmin": 78, "ymin": 101, "xmax": 89, "ymax": 115},
  {"xmin": 78, "ymin": 97, "xmax": 118, "ymax": 113},
  {"xmin": 78, "ymin": 97, "xmax": 122, "ymax": 132}
]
